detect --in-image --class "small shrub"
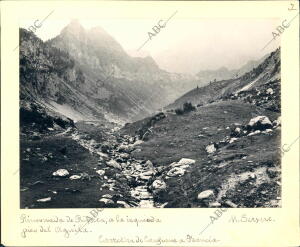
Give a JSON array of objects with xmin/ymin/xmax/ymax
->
[
  {"xmin": 183, "ymin": 102, "xmax": 196, "ymax": 112},
  {"xmin": 175, "ymin": 102, "xmax": 195, "ymax": 115}
]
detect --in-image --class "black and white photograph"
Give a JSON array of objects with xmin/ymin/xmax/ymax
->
[
  {"xmin": 2, "ymin": 1, "xmax": 300, "ymax": 246},
  {"xmin": 19, "ymin": 16, "xmax": 283, "ymax": 209}
]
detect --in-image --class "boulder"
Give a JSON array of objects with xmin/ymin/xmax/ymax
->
[
  {"xmin": 262, "ymin": 129, "xmax": 273, "ymax": 134},
  {"xmin": 166, "ymin": 159, "xmax": 195, "ymax": 177},
  {"xmin": 52, "ymin": 169, "xmax": 69, "ymax": 177},
  {"xmin": 37, "ymin": 197, "xmax": 51, "ymax": 202},
  {"xmin": 106, "ymin": 160, "xmax": 122, "ymax": 170},
  {"xmin": 247, "ymin": 130, "xmax": 261, "ymax": 136},
  {"xmin": 272, "ymin": 116, "xmax": 281, "ymax": 128},
  {"xmin": 119, "ymin": 153, "xmax": 130, "ymax": 159},
  {"xmin": 139, "ymin": 174, "xmax": 152, "ymax": 181},
  {"xmin": 32, "ymin": 133, "xmax": 41, "ymax": 140},
  {"xmin": 206, "ymin": 144, "xmax": 217, "ymax": 154},
  {"xmin": 176, "ymin": 158, "xmax": 196, "ymax": 167},
  {"xmin": 99, "ymin": 198, "xmax": 114, "ymax": 205},
  {"xmin": 151, "ymin": 180, "xmax": 167, "ymax": 191},
  {"xmin": 197, "ymin": 190, "xmax": 214, "ymax": 200},
  {"xmin": 117, "ymin": 201, "xmax": 130, "ymax": 208},
  {"xmin": 96, "ymin": 170, "xmax": 105, "ymax": 176},
  {"xmin": 69, "ymin": 175, "xmax": 81, "ymax": 180},
  {"xmin": 102, "ymin": 194, "xmax": 113, "ymax": 199},
  {"xmin": 145, "ymin": 160, "xmax": 154, "ymax": 168},
  {"xmin": 209, "ymin": 202, "xmax": 221, "ymax": 207},
  {"xmin": 166, "ymin": 167, "xmax": 185, "ymax": 177},
  {"xmin": 266, "ymin": 88, "xmax": 274, "ymax": 95},
  {"xmin": 247, "ymin": 116, "xmax": 272, "ymax": 131}
]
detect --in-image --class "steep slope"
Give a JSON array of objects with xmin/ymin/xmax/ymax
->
[
  {"xmin": 19, "ymin": 28, "xmax": 110, "ymax": 132},
  {"xmin": 167, "ymin": 48, "xmax": 280, "ymax": 112},
  {"xmin": 119, "ymin": 47, "xmax": 281, "ymax": 208},
  {"xmin": 47, "ymin": 20, "xmax": 198, "ymax": 121}
]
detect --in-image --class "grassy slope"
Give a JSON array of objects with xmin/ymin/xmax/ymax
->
[
  {"xmin": 20, "ymin": 123, "xmax": 130, "ymax": 208},
  {"xmin": 122, "ymin": 100, "xmax": 281, "ymax": 207}
]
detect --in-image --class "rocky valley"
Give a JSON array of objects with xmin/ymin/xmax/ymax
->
[{"xmin": 19, "ymin": 22, "xmax": 281, "ymax": 208}]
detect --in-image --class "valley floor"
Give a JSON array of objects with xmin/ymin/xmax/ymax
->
[{"xmin": 20, "ymin": 100, "xmax": 281, "ymax": 208}]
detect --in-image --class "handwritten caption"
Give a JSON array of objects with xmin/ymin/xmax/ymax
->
[{"xmin": 20, "ymin": 213, "xmax": 162, "ymax": 238}]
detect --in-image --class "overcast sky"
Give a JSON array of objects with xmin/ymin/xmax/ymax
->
[{"xmin": 21, "ymin": 18, "xmax": 280, "ymax": 74}]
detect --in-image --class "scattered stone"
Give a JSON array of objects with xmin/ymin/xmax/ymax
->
[
  {"xmin": 249, "ymin": 173, "xmax": 256, "ymax": 179},
  {"xmin": 266, "ymin": 167, "xmax": 279, "ymax": 178},
  {"xmin": 119, "ymin": 153, "xmax": 129, "ymax": 159},
  {"xmin": 117, "ymin": 201, "xmax": 130, "ymax": 208},
  {"xmin": 101, "ymin": 144, "xmax": 110, "ymax": 153},
  {"xmin": 99, "ymin": 198, "xmax": 114, "ymax": 205},
  {"xmin": 32, "ymin": 133, "xmax": 41, "ymax": 140},
  {"xmin": 52, "ymin": 169, "xmax": 69, "ymax": 177},
  {"xmin": 197, "ymin": 190, "xmax": 215, "ymax": 200},
  {"xmin": 102, "ymin": 194, "xmax": 113, "ymax": 199},
  {"xmin": 106, "ymin": 160, "xmax": 121, "ymax": 170},
  {"xmin": 158, "ymin": 202, "xmax": 168, "ymax": 208},
  {"xmin": 118, "ymin": 144, "xmax": 134, "ymax": 153},
  {"xmin": 37, "ymin": 197, "xmax": 51, "ymax": 202},
  {"xmin": 132, "ymin": 149, "xmax": 142, "ymax": 154},
  {"xmin": 167, "ymin": 167, "xmax": 185, "ymax": 177},
  {"xmin": 30, "ymin": 180, "xmax": 45, "ymax": 186},
  {"xmin": 96, "ymin": 170, "xmax": 105, "ymax": 176},
  {"xmin": 69, "ymin": 175, "xmax": 81, "ymax": 180},
  {"xmin": 206, "ymin": 144, "xmax": 217, "ymax": 154},
  {"xmin": 209, "ymin": 202, "xmax": 221, "ymax": 207},
  {"xmin": 139, "ymin": 175, "xmax": 151, "ymax": 181},
  {"xmin": 248, "ymin": 130, "xmax": 261, "ymax": 136},
  {"xmin": 266, "ymin": 88, "xmax": 274, "ymax": 95},
  {"xmin": 229, "ymin": 138, "xmax": 238, "ymax": 144},
  {"xmin": 224, "ymin": 200, "xmax": 238, "ymax": 208},
  {"xmin": 273, "ymin": 116, "xmax": 281, "ymax": 128},
  {"xmin": 247, "ymin": 116, "xmax": 272, "ymax": 131},
  {"xmin": 151, "ymin": 180, "xmax": 167, "ymax": 191}
]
